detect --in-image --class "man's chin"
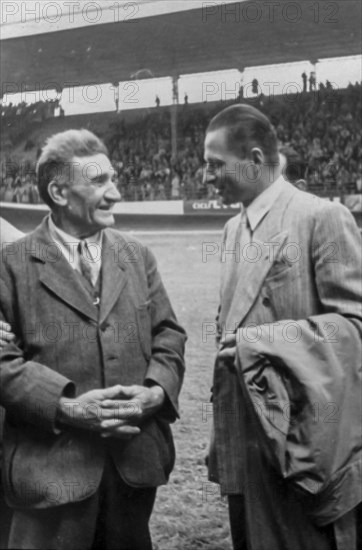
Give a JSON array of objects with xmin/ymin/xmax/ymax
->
[
  {"xmin": 94, "ymin": 211, "xmax": 115, "ymax": 228},
  {"xmin": 216, "ymin": 189, "xmax": 235, "ymax": 206},
  {"xmin": 219, "ymin": 194, "xmax": 235, "ymax": 206}
]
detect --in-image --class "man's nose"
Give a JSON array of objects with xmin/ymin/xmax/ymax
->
[{"xmin": 105, "ymin": 180, "xmax": 121, "ymax": 202}]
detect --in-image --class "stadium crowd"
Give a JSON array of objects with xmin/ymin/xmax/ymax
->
[
  {"xmin": 1, "ymin": 83, "xmax": 361, "ymax": 203},
  {"xmin": 1, "ymin": 99, "xmax": 63, "ymax": 123}
]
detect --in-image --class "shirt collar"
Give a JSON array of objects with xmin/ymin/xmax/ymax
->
[
  {"xmin": 47, "ymin": 215, "xmax": 103, "ymax": 263},
  {"xmin": 245, "ymin": 175, "xmax": 286, "ymax": 232}
]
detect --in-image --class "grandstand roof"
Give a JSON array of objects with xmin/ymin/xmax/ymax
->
[{"xmin": 1, "ymin": 0, "xmax": 361, "ymax": 93}]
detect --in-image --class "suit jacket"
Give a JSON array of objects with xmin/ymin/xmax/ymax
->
[
  {"xmin": 0, "ymin": 218, "xmax": 24, "ymax": 465},
  {"xmin": 0, "ymin": 217, "xmax": 186, "ymax": 509},
  {"xmin": 235, "ymin": 313, "xmax": 361, "ymax": 526},
  {"xmin": 209, "ymin": 181, "xmax": 361, "ymax": 520}
]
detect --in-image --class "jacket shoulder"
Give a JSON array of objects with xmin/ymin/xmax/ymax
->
[
  {"xmin": 104, "ymin": 228, "xmax": 150, "ymax": 265},
  {"xmin": 290, "ymin": 188, "xmax": 341, "ymax": 211},
  {"xmin": 1, "ymin": 231, "xmax": 38, "ymax": 268},
  {"xmin": 105, "ymin": 227, "xmax": 145, "ymax": 249},
  {"xmin": 287, "ymin": 189, "xmax": 353, "ymax": 224}
]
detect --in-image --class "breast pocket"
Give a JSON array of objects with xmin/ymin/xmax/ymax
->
[
  {"xmin": 265, "ymin": 260, "xmax": 299, "ymax": 289},
  {"xmin": 136, "ymin": 300, "xmax": 152, "ymax": 360}
]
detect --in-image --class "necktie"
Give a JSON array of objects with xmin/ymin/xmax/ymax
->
[
  {"xmin": 240, "ymin": 208, "xmax": 251, "ymax": 259},
  {"xmin": 78, "ymin": 240, "xmax": 94, "ymax": 287}
]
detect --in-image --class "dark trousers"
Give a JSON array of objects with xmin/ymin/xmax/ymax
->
[
  {"xmin": 228, "ymin": 495, "xmax": 247, "ymax": 550},
  {"xmin": 0, "ymin": 476, "xmax": 12, "ymax": 549},
  {"xmin": 228, "ymin": 495, "xmax": 361, "ymax": 550},
  {"xmin": 8, "ymin": 457, "xmax": 156, "ymax": 550}
]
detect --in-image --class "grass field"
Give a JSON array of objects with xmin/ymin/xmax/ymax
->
[{"xmin": 135, "ymin": 232, "xmax": 231, "ymax": 550}]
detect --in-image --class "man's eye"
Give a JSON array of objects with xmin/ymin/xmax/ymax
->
[{"xmin": 91, "ymin": 178, "xmax": 107, "ymax": 186}]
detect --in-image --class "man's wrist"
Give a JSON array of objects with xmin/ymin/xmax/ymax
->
[
  {"xmin": 56, "ymin": 382, "xmax": 77, "ymax": 426},
  {"xmin": 148, "ymin": 384, "xmax": 165, "ymax": 407},
  {"xmin": 57, "ymin": 396, "xmax": 75, "ymax": 426}
]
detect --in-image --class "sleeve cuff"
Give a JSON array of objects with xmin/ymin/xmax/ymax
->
[
  {"xmin": 54, "ymin": 381, "xmax": 76, "ymax": 434},
  {"xmin": 144, "ymin": 378, "xmax": 178, "ymax": 422}
]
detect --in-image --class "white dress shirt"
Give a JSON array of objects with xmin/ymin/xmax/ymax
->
[
  {"xmin": 241, "ymin": 175, "xmax": 287, "ymax": 243},
  {"xmin": 47, "ymin": 216, "xmax": 102, "ymax": 285}
]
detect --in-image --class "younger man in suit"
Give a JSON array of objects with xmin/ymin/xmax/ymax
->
[{"xmin": 203, "ymin": 105, "xmax": 361, "ymax": 550}]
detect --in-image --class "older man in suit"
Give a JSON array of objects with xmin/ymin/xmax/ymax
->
[
  {"xmin": 0, "ymin": 129, "xmax": 186, "ymax": 550},
  {"xmin": 203, "ymin": 105, "xmax": 361, "ymax": 550}
]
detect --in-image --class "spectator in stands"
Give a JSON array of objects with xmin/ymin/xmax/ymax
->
[
  {"xmin": 19, "ymin": 179, "xmax": 32, "ymax": 203},
  {"xmin": 11, "ymin": 181, "xmax": 22, "ymax": 203},
  {"xmin": 309, "ymin": 71, "xmax": 316, "ymax": 91},
  {"xmin": 29, "ymin": 179, "xmax": 40, "ymax": 203},
  {"xmin": 171, "ymin": 171, "xmax": 181, "ymax": 199},
  {"xmin": 155, "ymin": 178, "xmax": 167, "ymax": 200},
  {"xmin": 1, "ymin": 182, "xmax": 14, "ymax": 203},
  {"xmin": 252, "ymin": 78, "xmax": 259, "ymax": 95},
  {"xmin": 356, "ymin": 173, "xmax": 362, "ymax": 193}
]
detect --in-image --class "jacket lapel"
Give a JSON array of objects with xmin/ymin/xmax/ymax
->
[
  {"xmin": 224, "ymin": 182, "xmax": 296, "ymax": 332},
  {"xmin": 99, "ymin": 230, "xmax": 129, "ymax": 326},
  {"xmin": 33, "ymin": 218, "xmax": 98, "ymax": 321}
]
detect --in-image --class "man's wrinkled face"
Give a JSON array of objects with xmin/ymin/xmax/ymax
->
[
  {"xmin": 203, "ymin": 127, "xmax": 260, "ymax": 206},
  {"xmin": 62, "ymin": 153, "xmax": 121, "ymax": 236}
]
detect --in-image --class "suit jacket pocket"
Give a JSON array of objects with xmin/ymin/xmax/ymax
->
[
  {"xmin": 3, "ymin": 423, "xmax": 103, "ymax": 508},
  {"xmin": 110, "ymin": 418, "xmax": 175, "ymax": 487},
  {"xmin": 265, "ymin": 261, "xmax": 298, "ymax": 289},
  {"xmin": 136, "ymin": 301, "xmax": 152, "ymax": 360}
]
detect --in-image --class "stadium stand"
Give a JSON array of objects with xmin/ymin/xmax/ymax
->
[{"xmin": 1, "ymin": 83, "xmax": 361, "ymax": 203}]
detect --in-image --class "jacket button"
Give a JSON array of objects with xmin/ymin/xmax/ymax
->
[{"xmin": 262, "ymin": 297, "xmax": 271, "ymax": 307}]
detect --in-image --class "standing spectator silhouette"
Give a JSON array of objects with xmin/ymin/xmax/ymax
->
[
  {"xmin": 171, "ymin": 171, "xmax": 181, "ymax": 199},
  {"xmin": 309, "ymin": 71, "xmax": 316, "ymax": 91}
]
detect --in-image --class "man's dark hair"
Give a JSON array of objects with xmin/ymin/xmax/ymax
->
[
  {"xmin": 36, "ymin": 129, "xmax": 108, "ymax": 207},
  {"xmin": 206, "ymin": 104, "xmax": 279, "ymax": 164}
]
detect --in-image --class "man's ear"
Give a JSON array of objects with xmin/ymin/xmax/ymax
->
[
  {"xmin": 47, "ymin": 180, "xmax": 68, "ymax": 206},
  {"xmin": 250, "ymin": 147, "xmax": 264, "ymax": 165}
]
